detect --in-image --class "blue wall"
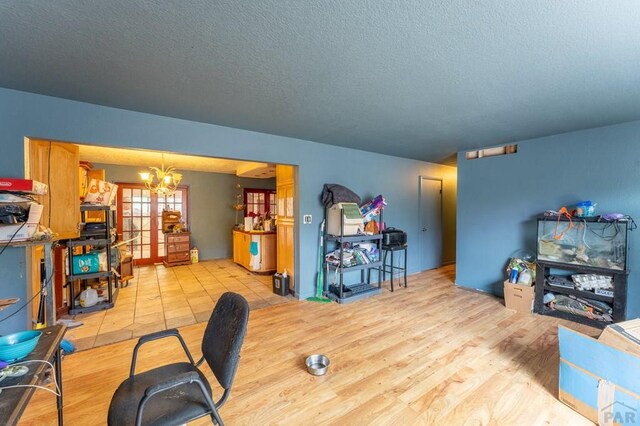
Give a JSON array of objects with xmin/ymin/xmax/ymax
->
[
  {"xmin": 456, "ymin": 120, "xmax": 640, "ymax": 318},
  {"xmin": 94, "ymin": 163, "xmax": 275, "ymax": 260},
  {"xmin": 0, "ymin": 88, "xmax": 456, "ymax": 333}
]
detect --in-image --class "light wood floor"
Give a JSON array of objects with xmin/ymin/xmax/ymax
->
[
  {"xmin": 63, "ymin": 259, "xmax": 292, "ymax": 351},
  {"xmin": 21, "ymin": 265, "xmax": 595, "ymax": 425}
]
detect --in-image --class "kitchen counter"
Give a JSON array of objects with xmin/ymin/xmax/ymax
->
[
  {"xmin": 232, "ymin": 228, "xmax": 276, "ymax": 235},
  {"xmin": 233, "ymin": 229, "xmax": 277, "ymax": 273}
]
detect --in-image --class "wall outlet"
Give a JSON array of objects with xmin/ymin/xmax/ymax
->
[{"xmin": 303, "ymin": 214, "xmax": 312, "ymax": 224}]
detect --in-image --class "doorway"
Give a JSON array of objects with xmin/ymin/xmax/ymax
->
[
  {"xmin": 116, "ymin": 183, "xmax": 189, "ymax": 265},
  {"xmin": 419, "ymin": 177, "xmax": 443, "ymax": 271},
  {"xmin": 23, "ymin": 138, "xmax": 299, "ymax": 351}
]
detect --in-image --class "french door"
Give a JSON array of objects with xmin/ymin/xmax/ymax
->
[{"xmin": 117, "ymin": 184, "xmax": 189, "ymax": 265}]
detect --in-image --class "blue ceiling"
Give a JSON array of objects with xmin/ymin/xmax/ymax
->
[{"xmin": 1, "ymin": 1, "xmax": 639, "ymax": 164}]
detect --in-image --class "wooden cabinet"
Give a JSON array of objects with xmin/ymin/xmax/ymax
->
[
  {"xmin": 276, "ymin": 165, "xmax": 296, "ymax": 292},
  {"xmin": 25, "ymin": 139, "xmax": 80, "ymax": 239},
  {"xmin": 164, "ymin": 232, "xmax": 191, "ymax": 267},
  {"xmin": 233, "ymin": 230, "xmax": 276, "ymax": 273}
]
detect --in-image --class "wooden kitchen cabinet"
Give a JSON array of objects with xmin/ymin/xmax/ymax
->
[
  {"xmin": 276, "ymin": 164, "xmax": 296, "ymax": 292},
  {"xmin": 233, "ymin": 230, "xmax": 276, "ymax": 273},
  {"xmin": 26, "ymin": 139, "xmax": 80, "ymax": 239}
]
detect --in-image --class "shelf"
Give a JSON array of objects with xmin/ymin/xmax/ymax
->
[
  {"xmin": 537, "ymin": 259, "xmax": 629, "ymax": 276},
  {"xmin": 543, "ymin": 285, "xmax": 613, "ymax": 303},
  {"xmin": 2, "ymin": 239, "xmax": 57, "ymax": 248},
  {"xmin": 539, "ymin": 308, "xmax": 610, "ymax": 329},
  {"xmin": 327, "ymin": 283, "xmax": 382, "ymax": 304},
  {"xmin": 67, "ymin": 271, "xmax": 112, "ymax": 281},
  {"xmin": 68, "ymin": 286, "xmax": 118, "ymax": 315},
  {"xmin": 325, "ymin": 260, "xmax": 382, "ymax": 272},
  {"xmin": 80, "ymin": 230, "xmax": 109, "ymax": 238},
  {"xmin": 538, "ymin": 215, "xmax": 631, "ymax": 225},
  {"xmin": 67, "ymin": 238, "xmax": 111, "ymax": 247},
  {"xmin": 325, "ymin": 234, "xmax": 383, "ymax": 242},
  {"xmin": 69, "ymin": 300, "xmax": 114, "ymax": 315}
]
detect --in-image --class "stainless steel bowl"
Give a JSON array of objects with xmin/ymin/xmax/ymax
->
[{"xmin": 305, "ymin": 354, "xmax": 330, "ymax": 376}]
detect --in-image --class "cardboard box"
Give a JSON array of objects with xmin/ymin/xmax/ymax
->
[
  {"xmin": 559, "ymin": 326, "xmax": 640, "ymax": 424},
  {"xmin": 0, "ymin": 178, "xmax": 48, "ymax": 195},
  {"xmin": 0, "ymin": 203, "xmax": 43, "ymax": 242},
  {"xmin": 326, "ymin": 203, "xmax": 364, "ymax": 236},
  {"xmin": 599, "ymin": 319, "xmax": 640, "ymax": 358},
  {"xmin": 84, "ymin": 179, "xmax": 117, "ymax": 205},
  {"xmin": 503, "ymin": 280, "xmax": 534, "ymax": 313},
  {"xmin": 72, "ymin": 253, "xmax": 100, "ymax": 275}
]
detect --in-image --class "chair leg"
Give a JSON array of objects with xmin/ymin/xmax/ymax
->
[
  {"xmin": 211, "ymin": 408, "xmax": 224, "ymax": 426},
  {"xmin": 403, "ymin": 247, "xmax": 408, "ymax": 288},
  {"xmin": 382, "ymin": 250, "xmax": 388, "ymax": 282},
  {"xmin": 390, "ymin": 250, "xmax": 394, "ymax": 292}
]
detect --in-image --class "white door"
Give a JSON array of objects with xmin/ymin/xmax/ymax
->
[{"xmin": 419, "ymin": 178, "xmax": 443, "ymax": 270}]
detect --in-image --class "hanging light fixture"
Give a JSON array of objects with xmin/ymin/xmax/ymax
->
[{"xmin": 139, "ymin": 153, "xmax": 183, "ymax": 196}]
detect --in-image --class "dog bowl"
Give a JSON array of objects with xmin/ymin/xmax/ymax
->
[
  {"xmin": 305, "ymin": 354, "xmax": 330, "ymax": 376},
  {"xmin": 0, "ymin": 330, "xmax": 42, "ymax": 362}
]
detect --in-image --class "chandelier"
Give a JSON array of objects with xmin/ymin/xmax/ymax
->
[{"xmin": 139, "ymin": 154, "xmax": 183, "ymax": 196}]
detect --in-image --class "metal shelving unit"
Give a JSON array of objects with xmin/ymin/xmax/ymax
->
[
  {"xmin": 323, "ymin": 208, "xmax": 383, "ymax": 304},
  {"xmin": 66, "ymin": 205, "xmax": 118, "ymax": 315}
]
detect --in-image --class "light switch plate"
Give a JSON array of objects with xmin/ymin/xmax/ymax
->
[{"xmin": 303, "ymin": 214, "xmax": 312, "ymax": 224}]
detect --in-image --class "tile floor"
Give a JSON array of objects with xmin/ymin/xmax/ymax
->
[{"xmin": 62, "ymin": 259, "xmax": 293, "ymax": 351}]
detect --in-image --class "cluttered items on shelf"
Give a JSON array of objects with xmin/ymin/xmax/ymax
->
[
  {"xmin": 543, "ymin": 273, "xmax": 615, "ymax": 323},
  {"xmin": 545, "ymin": 293, "xmax": 612, "ymax": 323},
  {"xmin": 322, "ymin": 183, "xmax": 387, "ymax": 236},
  {"xmin": 325, "ymin": 242, "xmax": 380, "ymax": 268},
  {"xmin": 83, "ymin": 178, "xmax": 117, "ymax": 206},
  {"xmin": 0, "ymin": 178, "xmax": 54, "ymax": 242}
]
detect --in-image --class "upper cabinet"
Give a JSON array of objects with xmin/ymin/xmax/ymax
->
[
  {"xmin": 25, "ymin": 139, "xmax": 80, "ymax": 239},
  {"xmin": 276, "ymin": 164, "xmax": 295, "ymax": 221}
]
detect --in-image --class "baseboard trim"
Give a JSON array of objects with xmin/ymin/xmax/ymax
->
[{"xmin": 454, "ymin": 282, "xmax": 502, "ymax": 299}]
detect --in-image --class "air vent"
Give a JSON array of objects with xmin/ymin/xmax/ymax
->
[{"xmin": 465, "ymin": 144, "xmax": 517, "ymax": 160}]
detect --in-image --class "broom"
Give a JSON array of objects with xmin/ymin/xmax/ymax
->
[{"xmin": 307, "ymin": 219, "xmax": 331, "ymax": 303}]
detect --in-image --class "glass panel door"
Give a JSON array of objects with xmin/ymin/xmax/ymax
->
[
  {"xmin": 119, "ymin": 186, "xmax": 155, "ymax": 264},
  {"xmin": 157, "ymin": 190, "xmax": 188, "ymax": 258},
  {"xmin": 118, "ymin": 184, "xmax": 189, "ymax": 264}
]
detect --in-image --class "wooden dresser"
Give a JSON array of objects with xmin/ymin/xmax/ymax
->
[{"xmin": 164, "ymin": 232, "xmax": 191, "ymax": 267}]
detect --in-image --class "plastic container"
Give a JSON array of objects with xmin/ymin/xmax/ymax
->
[
  {"xmin": 190, "ymin": 247, "xmax": 199, "ymax": 264},
  {"xmin": 80, "ymin": 288, "xmax": 98, "ymax": 307},
  {"xmin": 518, "ymin": 269, "xmax": 532, "ymax": 285},
  {"xmin": 72, "ymin": 253, "xmax": 100, "ymax": 275},
  {"xmin": 575, "ymin": 201, "xmax": 596, "ymax": 218},
  {"xmin": 0, "ymin": 330, "xmax": 42, "ymax": 362},
  {"xmin": 272, "ymin": 273, "xmax": 290, "ymax": 296}
]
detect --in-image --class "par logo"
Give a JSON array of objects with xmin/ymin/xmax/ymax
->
[{"xmin": 601, "ymin": 401, "xmax": 637, "ymax": 424}]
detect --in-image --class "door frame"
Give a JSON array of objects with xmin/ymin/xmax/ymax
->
[
  {"xmin": 116, "ymin": 183, "xmax": 189, "ymax": 265},
  {"xmin": 26, "ymin": 137, "xmax": 300, "ymax": 299},
  {"xmin": 418, "ymin": 176, "xmax": 444, "ymax": 271}
]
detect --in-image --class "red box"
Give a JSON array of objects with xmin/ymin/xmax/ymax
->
[{"xmin": 0, "ymin": 178, "xmax": 48, "ymax": 194}]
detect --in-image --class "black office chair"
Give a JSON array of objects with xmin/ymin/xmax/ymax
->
[{"xmin": 108, "ymin": 292, "xmax": 249, "ymax": 426}]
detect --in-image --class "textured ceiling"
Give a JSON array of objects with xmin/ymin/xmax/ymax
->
[
  {"xmin": 78, "ymin": 144, "xmax": 274, "ymax": 177},
  {"xmin": 2, "ymin": 1, "xmax": 640, "ymax": 164}
]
